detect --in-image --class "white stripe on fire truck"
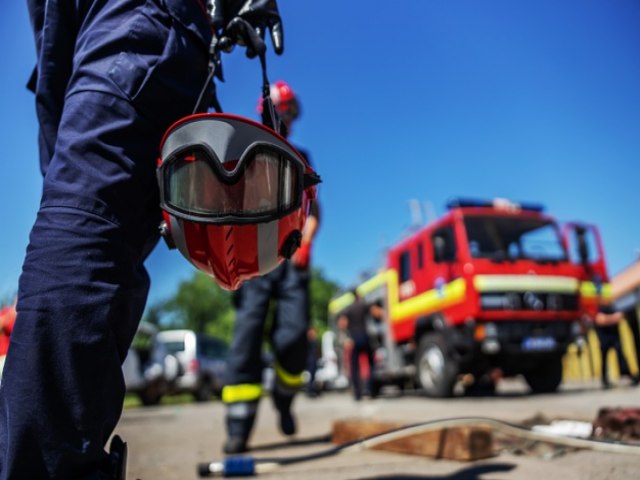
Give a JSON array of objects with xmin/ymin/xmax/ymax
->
[{"xmin": 473, "ymin": 275, "xmax": 578, "ymax": 293}]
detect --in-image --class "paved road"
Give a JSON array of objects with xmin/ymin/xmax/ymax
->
[{"xmin": 115, "ymin": 379, "xmax": 640, "ymax": 480}]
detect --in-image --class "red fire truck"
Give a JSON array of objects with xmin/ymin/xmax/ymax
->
[{"xmin": 329, "ymin": 198, "xmax": 610, "ymax": 397}]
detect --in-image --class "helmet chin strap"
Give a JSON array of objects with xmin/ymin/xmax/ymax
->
[{"xmin": 192, "ymin": 36, "xmax": 287, "ymax": 138}]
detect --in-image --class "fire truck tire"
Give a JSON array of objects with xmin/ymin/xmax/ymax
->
[
  {"xmin": 523, "ymin": 355, "xmax": 563, "ymax": 394},
  {"xmin": 415, "ymin": 333, "xmax": 458, "ymax": 398}
]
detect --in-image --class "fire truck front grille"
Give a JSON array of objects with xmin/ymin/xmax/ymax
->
[
  {"xmin": 480, "ymin": 292, "xmax": 578, "ymax": 312},
  {"xmin": 494, "ymin": 320, "xmax": 573, "ymax": 343}
]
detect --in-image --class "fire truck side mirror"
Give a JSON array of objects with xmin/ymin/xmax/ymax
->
[{"xmin": 575, "ymin": 226, "xmax": 590, "ymax": 265}]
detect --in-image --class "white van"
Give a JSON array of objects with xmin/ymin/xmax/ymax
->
[{"xmin": 155, "ymin": 329, "xmax": 228, "ymax": 402}]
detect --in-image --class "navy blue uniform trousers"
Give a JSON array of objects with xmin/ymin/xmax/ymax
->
[
  {"xmin": 227, "ymin": 262, "xmax": 310, "ymax": 388},
  {"xmin": 596, "ymin": 326, "xmax": 631, "ymax": 383},
  {"xmin": 223, "ymin": 262, "xmax": 310, "ymax": 441},
  {"xmin": 0, "ymin": 1, "xmax": 211, "ymax": 478}
]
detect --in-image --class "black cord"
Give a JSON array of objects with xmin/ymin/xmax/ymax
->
[
  {"xmin": 193, "ymin": 37, "xmax": 223, "ymax": 114},
  {"xmin": 197, "ymin": 415, "xmax": 640, "ymax": 477}
]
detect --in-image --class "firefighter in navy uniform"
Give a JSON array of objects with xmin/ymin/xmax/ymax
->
[
  {"xmin": 222, "ymin": 81, "xmax": 321, "ymax": 454},
  {"xmin": 0, "ymin": 1, "xmax": 284, "ymax": 479}
]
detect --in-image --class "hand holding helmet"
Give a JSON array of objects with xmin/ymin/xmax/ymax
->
[{"xmin": 209, "ymin": 0, "xmax": 284, "ymax": 57}]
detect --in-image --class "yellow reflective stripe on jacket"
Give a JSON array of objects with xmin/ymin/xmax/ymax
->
[
  {"xmin": 222, "ymin": 383, "xmax": 263, "ymax": 404},
  {"xmin": 274, "ymin": 363, "xmax": 304, "ymax": 388}
]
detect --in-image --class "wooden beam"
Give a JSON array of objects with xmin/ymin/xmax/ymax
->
[{"xmin": 331, "ymin": 419, "xmax": 494, "ymax": 461}]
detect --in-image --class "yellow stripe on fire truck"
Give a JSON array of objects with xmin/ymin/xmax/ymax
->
[
  {"xmin": 328, "ymin": 270, "xmax": 467, "ymax": 323},
  {"xmin": 389, "ymin": 272, "xmax": 466, "ymax": 324}
]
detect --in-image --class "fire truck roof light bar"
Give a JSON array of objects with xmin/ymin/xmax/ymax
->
[{"xmin": 446, "ymin": 197, "xmax": 545, "ymax": 213}]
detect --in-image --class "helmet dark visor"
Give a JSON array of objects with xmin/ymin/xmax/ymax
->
[
  {"xmin": 161, "ymin": 144, "xmax": 301, "ymax": 223},
  {"xmin": 158, "ymin": 114, "xmax": 310, "ymax": 225}
]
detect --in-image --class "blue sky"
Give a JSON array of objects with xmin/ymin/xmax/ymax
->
[{"xmin": 1, "ymin": 1, "xmax": 639, "ymax": 306}]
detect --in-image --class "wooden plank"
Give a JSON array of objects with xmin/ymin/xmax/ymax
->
[{"xmin": 331, "ymin": 419, "xmax": 494, "ymax": 461}]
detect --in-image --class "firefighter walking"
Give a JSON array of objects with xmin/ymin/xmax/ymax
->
[{"xmin": 222, "ymin": 81, "xmax": 321, "ymax": 454}]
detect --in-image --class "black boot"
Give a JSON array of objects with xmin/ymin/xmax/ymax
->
[
  {"xmin": 223, "ymin": 435, "xmax": 248, "ymax": 455},
  {"xmin": 273, "ymin": 391, "xmax": 296, "ymax": 436},
  {"xmin": 223, "ymin": 406, "xmax": 257, "ymax": 454}
]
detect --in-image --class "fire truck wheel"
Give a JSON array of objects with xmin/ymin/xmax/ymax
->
[
  {"xmin": 415, "ymin": 333, "xmax": 458, "ymax": 398},
  {"xmin": 523, "ymin": 355, "xmax": 563, "ymax": 394}
]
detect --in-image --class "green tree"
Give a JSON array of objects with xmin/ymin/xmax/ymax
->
[
  {"xmin": 161, "ymin": 271, "xmax": 234, "ymax": 340},
  {"xmin": 147, "ymin": 267, "xmax": 341, "ymax": 344},
  {"xmin": 309, "ymin": 267, "xmax": 340, "ymax": 333},
  {"xmin": 142, "ymin": 301, "xmax": 165, "ymax": 329}
]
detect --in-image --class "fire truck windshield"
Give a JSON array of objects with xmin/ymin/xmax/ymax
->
[{"xmin": 463, "ymin": 216, "xmax": 567, "ymax": 263}]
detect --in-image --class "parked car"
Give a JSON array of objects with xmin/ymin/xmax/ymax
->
[
  {"xmin": 123, "ymin": 322, "xmax": 178, "ymax": 406},
  {"xmin": 155, "ymin": 329, "xmax": 228, "ymax": 402}
]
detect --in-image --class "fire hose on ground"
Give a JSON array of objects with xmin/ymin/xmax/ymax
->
[{"xmin": 196, "ymin": 415, "xmax": 640, "ymax": 477}]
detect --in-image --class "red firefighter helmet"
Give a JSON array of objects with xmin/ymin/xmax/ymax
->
[
  {"xmin": 157, "ymin": 113, "xmax": 320, "ymax": 290},
  {"xmin": 257, "ymin": 80, "xmax": 300, "ymax": 126}
]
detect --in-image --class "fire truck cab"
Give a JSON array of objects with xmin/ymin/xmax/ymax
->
[{"xmin": 329, "ymin": 198, "xmax": 609, "ymax": 397}]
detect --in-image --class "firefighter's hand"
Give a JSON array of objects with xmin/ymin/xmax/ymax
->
[
  {"xmin": 209, "ymin": 0, "xmax": 284, "ymax": 57},
  {"xmin": 291, "ymin": 241, "xmax": 311, "ymax": 270}
]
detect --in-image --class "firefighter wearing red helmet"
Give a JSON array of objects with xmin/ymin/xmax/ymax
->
[{"xmin": 221, "ymin": 81, "xmax": 321, "ymax": 454}]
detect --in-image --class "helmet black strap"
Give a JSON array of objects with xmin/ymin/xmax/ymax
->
[
  {"xmin": 192, "ymin": 34, "xmax": 287, "ymax": 138},
  {"xmin": 258, "ymin": 50, "xmax": 287, "ymax": 138},
  {"xmin": 193, "ymin": 36, "xmax": 224, "ymax": 114}
]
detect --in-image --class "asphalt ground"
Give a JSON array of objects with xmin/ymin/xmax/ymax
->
[{"xmin": 114, "ymin": 379, "xmax": 640, "ymax": 480}]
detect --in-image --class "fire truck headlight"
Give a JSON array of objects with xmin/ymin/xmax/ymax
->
[
  {"xmin": 481, "ymin": 294, "xmax": 506, "ymax": 310},
  {"xmin": 480, "ymin": 293, "xmax": 522, "ymax": 310}
]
